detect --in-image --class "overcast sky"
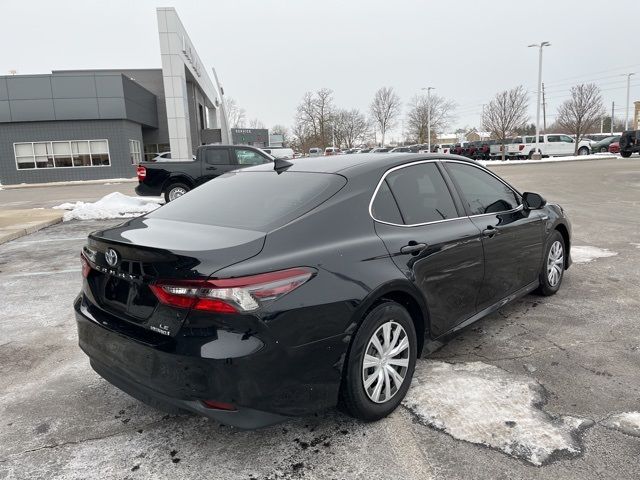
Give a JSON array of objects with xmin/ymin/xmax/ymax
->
[{"xmin": 2, "ymin": 0, "xmax": 639, "ymax": 139}]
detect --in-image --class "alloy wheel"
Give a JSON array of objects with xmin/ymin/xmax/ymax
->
[
  {"xmin": 547, "ymin": 240, "xmax": 564, "ymax": 287},
  {"xmin": 168, "ymin": 187, "xmax": 187, "ymax": 201},
  {"xmin": 362, "ymin": 321, "xmax": 410, "ymax": 403}
]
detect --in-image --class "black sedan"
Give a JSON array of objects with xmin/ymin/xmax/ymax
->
[{"xmin": 76, "ymin": 154, "xmax": 572, "ymax": 428}]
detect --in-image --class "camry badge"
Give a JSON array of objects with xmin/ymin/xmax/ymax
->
[{"xmin": 105, "ymin": 248, "xmax": 119, "ymax": 267}]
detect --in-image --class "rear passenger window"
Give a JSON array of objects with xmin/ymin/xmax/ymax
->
[
  {"xmin": 445, "ymin": 162, "xmax": 519, "ymax": 215},
  {"xmin": 380, "ymin": 163, "xmax": 459, "ymax": 225},
  {"xmin": 371, "ymin": 181, "xmax": 403, "ymax": 224},
  {"xmin": 205, "ymin": 149, "xmax": 231, "ymax": 165}
]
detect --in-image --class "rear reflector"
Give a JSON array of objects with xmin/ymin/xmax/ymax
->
[
  {"xmin": 150, "ymin": 267, "xmax": 315, "ymax": 313},
  {"xmin": 80, "ymin": 253, "xmax": 91, "ymax": 278},
  {"xmin": 202, "ymin": 400, "xmax": 237, "ymax": 411},
  {"xmin": 136, "ymin": 165, "xmax": 146, "ymax": 181}
]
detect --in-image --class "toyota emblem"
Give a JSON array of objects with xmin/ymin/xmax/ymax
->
[{"xmin": 105, "ymin": 248, "xmax": 119, "ymax": 267}]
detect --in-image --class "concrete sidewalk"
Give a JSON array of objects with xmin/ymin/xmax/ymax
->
[{"xmin": 0, "ymin": 209, "xmax": 64, "ymax": 245}]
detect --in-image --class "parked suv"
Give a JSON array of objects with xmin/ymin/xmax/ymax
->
[
  {"xmin": 619, "ymin": 130, "xmax": 640, "ymax": 158},
  {"xmin": 324, "ymin": 147, "xmax": 342, "ymax": 156},
  {"xmin": 135, "ymin": 145, "xmax": 273, "ymax": 202}
]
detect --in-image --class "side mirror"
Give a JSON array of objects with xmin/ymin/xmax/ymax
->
[{"xmin": 522, "ymin": 192, "xmax": 546, "ymax": 210}]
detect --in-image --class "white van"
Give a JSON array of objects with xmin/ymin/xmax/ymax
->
[
  {"xmin": 308, "ymin": 147, "xmax": 323, "ymax": 157},
  {"xmin": 324, "ymin": 147, "xmax": 342, "ymax": 156},
  {"xmin": 262, "ymin": 147, "xmax": 294, "ymax": 159}
]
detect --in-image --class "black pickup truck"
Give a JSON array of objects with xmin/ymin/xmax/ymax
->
[{"xmin": 135, "ymin": 144, "xmax": 273, "ymax": 202}]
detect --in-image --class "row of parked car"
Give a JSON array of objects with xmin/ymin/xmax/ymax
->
[{"xmin": 312, "ymin": 131, "xmax": 639, "ymax": 160}]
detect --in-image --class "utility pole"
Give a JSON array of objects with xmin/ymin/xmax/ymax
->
[
  {"xmin": 611, "ymin": 102, "xmax": 615, "ymax": 135},
  {"xmin": 623, "ymin": 73, "xmax": 635, "ymax": 130},
  {"xmin": 541, "ymin": 82, "xmax": 547, "ymax": 133},
  {"xmin": 422, "ymin": 87, "xmax": 435, "ymax": 151},
  {"xmin": 528, "ymin": 42, "xmax": 551, "ymax": 159}
]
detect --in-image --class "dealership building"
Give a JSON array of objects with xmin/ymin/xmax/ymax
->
[{"xmin": 0, "ymin": 8, "xmax": 230, "ymax": 185}]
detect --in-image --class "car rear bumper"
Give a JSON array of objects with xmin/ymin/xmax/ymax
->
[
  {"xmin": 89, "ymin": 358, "xmax": 287, "ymax": 429},
  {"xmin": 74, "ymin": 295, "xmax": 343, "ymax": 428}
]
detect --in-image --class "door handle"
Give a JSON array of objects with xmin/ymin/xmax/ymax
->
[
  {"xmin": 206, "ymin": 166, "xmax": 217, "ymax": 171},
  {"xmin": 482, "ymin": 226, "xmax": 499, "ymax": 237},
  {"xmin": 400, "ymin": 243, "xmax": 427, "ymax": 255}
]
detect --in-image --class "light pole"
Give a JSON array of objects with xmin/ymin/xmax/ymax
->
[
  {"xmin": 528, "ymin": 42, "xmax": 550, "ymax": 159},
  {"xmin": 622, "ymin": 73, "xmax": 635, "ymax": 130},
  {"xmin": 422, "ymin": 87, "xmax": 435, "ymax": 152}
]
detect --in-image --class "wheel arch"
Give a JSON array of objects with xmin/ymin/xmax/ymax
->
[
  {"xmin": 354, "ymin": 281, "xmax": 429, "ymax": 358},
  {"xmin": 162, "ymin": 174, "xmax": 195, "ymax": 192},
  {"xmin": 554, "ymin": 223, "xmax": 571, "ymax": 269}
]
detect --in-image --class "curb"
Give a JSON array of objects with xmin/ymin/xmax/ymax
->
[
  {"xmin": 1, "ymin": 178, "xmax": 137, "ymax": 189},
  {"xmin": 0, "ymin": 215, "xmax": 64, "ymax": 245}
]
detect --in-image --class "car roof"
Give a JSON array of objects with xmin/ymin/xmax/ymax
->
[{"xmin": 245, "ymin": 153, "xmax": 479, "ymax": 177}]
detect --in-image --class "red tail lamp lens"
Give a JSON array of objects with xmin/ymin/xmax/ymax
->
[
  {"xmin": 80, "ymin": 253, "xmax": 91, "ymax": 278},
  {"xmin": 202, "ymin": 400, "xmax": 237, "ymax": 411},
  {"xmin": 150, "ymin": 267, "xmax": 315, "ymax": 313},
  {"xmin": 137, "ymin": 165, "xmax": 146, "ymax": 181}
]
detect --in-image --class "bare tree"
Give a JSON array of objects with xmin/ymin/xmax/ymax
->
[
  {"xmin": 294, "ymin": 88, "xmax": 335, "ymax": 148},
  {"xmin": 248, "ymin": 118, "xmax": 265, "ymax": 129},
  {"xmin": 370, "ymin": 87, "xmax": 401, "ymax": 147},
  {"xmin": 482, "ymin": 86, "xmax": 529, "ymax": 160},
  {"xmin": 333, "ymin": 109, "xmax": 369, "ymax": 148},
  {"xmin": 223, "ymin": 97, "xmax": 246, "ymax": 128},
  {"xmin": 556, "ymin": 83, "xmax": 606, "ymax": 154},
  {"xmin": 405, "ymin": 94, "xmax": 456, "ymax": 144}
]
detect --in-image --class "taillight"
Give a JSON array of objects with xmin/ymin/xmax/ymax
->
[
  {"xmin": 519, "ymin": 144, "xmax": 525, "ymax": 151},
  {"xmin": 202, "ymin": 400, "xmax": 237, "ymax": 411},
  {"xmin": 80, "ymin": 252, "xmax": 91, "ymax": 278},
  {"xmin": 137, "ymin": 165, "xmax": 146, "ymax": 181},
  {"xmin": 150, "ymin": 267, "xmax": 315, "ymax": 313}
]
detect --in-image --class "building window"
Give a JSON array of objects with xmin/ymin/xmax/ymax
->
[
  {"xmin": 143, "ymin": 143, "xmax": 170, "ymax": 162},
  {"xmin": 14, "ymin": 140, "xmax": 111, "ymax": 170},
  {"xmin": 129, "ymin": 139, "xmax": 142, "ymax": 164}
]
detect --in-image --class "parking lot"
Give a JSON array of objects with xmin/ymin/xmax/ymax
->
[{"xmin": 1, "ymin": 158, "xmax": 638, "ymax": 480}]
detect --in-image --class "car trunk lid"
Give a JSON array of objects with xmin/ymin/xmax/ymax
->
[{"xmin": 84, "ymin": 217, "xmax": 265, "ymax": 336}]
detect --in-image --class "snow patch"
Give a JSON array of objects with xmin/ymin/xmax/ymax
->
[
  {"xmin": 403, "ymin": 361, "xmax": 591, "ymax": 466},
  {"xmin": 631, "ymin": 243, "xmax": 640, "ymax": 249},
  {"xmin": 601, "ymin": 412, "xmax": 640, "ymax": 438},
  {"xmin": 53, "ymin": 192, "xmax": 162, "ymax": 221},
  {"xmin": 571, "ymin": 246, "xmax": 618, "ymax": 264}
]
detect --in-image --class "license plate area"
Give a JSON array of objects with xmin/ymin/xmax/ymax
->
[{"xmin": 104, "ymin": 277, "xmax": 130, "ymax": 306}]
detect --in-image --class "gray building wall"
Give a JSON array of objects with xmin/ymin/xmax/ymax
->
[
  {"xmin": 0, "ymin": 73, "xmax": 157, "ymax": 127},
  {"xmin": 186, "ymin": 80, "xmax": 210, "ymax": 151},
  {"xmin": 0, "ymin": 119, "xmax": 142, "ymax": 185},
  {"xmin": 55, "ymin": 69, "xmax": 168, "ymax": 147},
  {"xmin": 231, "ymin": 128, "xmax": 269, "ymax": 147}
]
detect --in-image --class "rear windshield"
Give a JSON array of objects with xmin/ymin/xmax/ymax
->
[{"xmin": 149, "ymin": 171, "xmax": 346, "ymax": 231}]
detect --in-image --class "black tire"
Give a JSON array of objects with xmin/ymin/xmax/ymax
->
[
  {"xmin": 621, "ymin": 151, "xmax": 632, "ymax": 158},
  {"xmin": 536, "ymin": 230, "xmax": 566, "ymax": 296},
  {"xmin": 340, "ymin": 301, "xmax": 417, "ymax": 421},
  {"xmin": 164, "ymin": 182, "xmax": 190, "ymax": 203},
  {"xmin": 600, "ymin": 147, "xmax": 608, "ymax": 153},
  {"xmin": 578, "ymin": 146, "xmax": 589, "ymax": 156}
]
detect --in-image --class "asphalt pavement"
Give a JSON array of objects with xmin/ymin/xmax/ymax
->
[{"xmin": 0, "ymin": 157, "xmax": 638, "ymax": 479}]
